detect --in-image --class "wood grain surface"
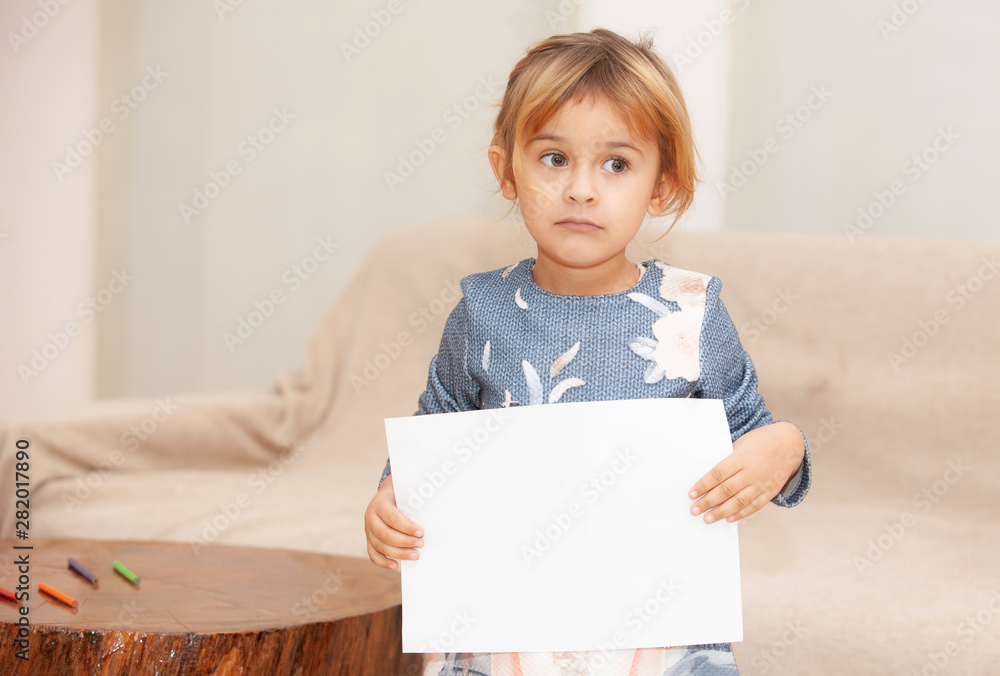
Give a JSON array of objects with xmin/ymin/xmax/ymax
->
[{"xmin": 0, "ymin": 538, "xmax": 424, "ymax": 675}]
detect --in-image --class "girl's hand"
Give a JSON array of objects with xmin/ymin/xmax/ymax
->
[
  {"xmin": 364, "ymin": 474, "xmax": 424, "ymax": 569},
  {"xmin": 687, "ymin": 421, "xmax": 804, "ymax": 524}
]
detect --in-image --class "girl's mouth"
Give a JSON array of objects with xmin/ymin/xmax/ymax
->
[{"xmin": 557, "ymin": 219, "xmax": 600, "ymax": 231}]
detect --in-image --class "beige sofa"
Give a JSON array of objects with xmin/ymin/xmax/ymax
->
[{"xmin": 2, "ymin": 217, "xmax": 997, "ymax": 674}]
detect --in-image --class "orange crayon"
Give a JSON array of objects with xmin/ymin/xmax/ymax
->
[{"xmin": 38, "ymin": 581, "xmax": 78, "ymax": 608}]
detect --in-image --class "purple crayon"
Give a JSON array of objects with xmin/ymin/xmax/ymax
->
[{"xmin": 68, "ymin": 558, "xmax": 98, "ymax": 586}]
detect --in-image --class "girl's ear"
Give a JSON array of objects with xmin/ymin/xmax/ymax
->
[
  {"xmin": 647, "ymin": 172, "xmax": 677, "ymax": 217},
  {"xmin": 488, "ymin": 145, "xmax": 518, "ymax": 200}
]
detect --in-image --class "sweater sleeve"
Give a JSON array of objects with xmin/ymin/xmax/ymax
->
[
  {"xmin": 697, "ymin": 277, "xmax": 811, "ymax": 508},
  {"xmin": 378, "ymin": 297, "xmax": 480, "ymax": 489},
  {"xmin": 770, "ymin": 426, "xmax": 811, "ymax": 507}
]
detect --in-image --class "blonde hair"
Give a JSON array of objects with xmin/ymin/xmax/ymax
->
[{"xmin": 492, "ymin": 28, "xmax": 701, "ymax": 233}]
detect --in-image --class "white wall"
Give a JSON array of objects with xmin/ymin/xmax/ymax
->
[
  {"xmin": 0, "ymin": 0, "xmax": 99, "ymax": 413},
  {"xmin": 3, "ymin": 2, "xmax": 997, "ymax": 414},
  {"xmin": 723, "ymin": 1, "xmax": 999, "ymax": 240}
]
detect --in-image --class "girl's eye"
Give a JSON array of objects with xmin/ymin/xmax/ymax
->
[
  {"xmin": 602, "ymin": 157, "xmax": 628, "ymax": 174},
  {"xmin": 541, "ymin": 152, "xmax": 567, "ymax": 168}
]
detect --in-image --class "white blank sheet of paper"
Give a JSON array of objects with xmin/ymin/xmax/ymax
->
[{"xmin": 384, "ymin": 397, "xmax": 743, "ymax": 653}]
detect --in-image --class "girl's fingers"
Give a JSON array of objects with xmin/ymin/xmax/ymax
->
[
  {"xmin": 689, "ymin": 469, "xmax": 747, "ymax": 519},
  {"xmin": 700, "ymin": 485, "xmax": 760, "ymax": 524},
  {"xmin": 368, "ymin": 517, "xmax": 422, "ymax": 563},
  {"xmin": 365, "ymin": 480, "xmax": 424, "ymax": 570},
  {"xmin": 382, "ymin": 502, "xmax": 424, "ymax": 539},
  {"xmin": 367, "ymin": 539, "xmax": 418, "ymax": 569},
  {"xmin": 373, "ymin": 538, "xmax": 422, "ymax": 563},
  {"xmin": 367, "ymin": 542, "xmax": 398, "ymax": 570},
  {"xmin": 688, "ymin": 455, "xmax": 740, "ymax": 504},
  {"xmin": 724, "ymin": 490, "xmax": 772, "ymax": 523},
  {"xmin": 376, "ymin": 477, "xmax": 424, "ymax": 538},
  {"xmin": 370, "ymin": 513, "xmax": 424, "ymax": 551}
]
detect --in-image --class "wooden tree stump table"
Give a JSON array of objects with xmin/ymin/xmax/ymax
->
[{"xmin": 0, "ymin": 538, "xmax": 424, "ymax": 675}]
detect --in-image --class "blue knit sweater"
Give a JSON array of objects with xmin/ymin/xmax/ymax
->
[
  {"xmin": 377, "ymin": 257, "xmax": 811, "ymax": 673},
  {"xmin": 379, "ymin": 257, "xmax": 811, "ymax": 506}
]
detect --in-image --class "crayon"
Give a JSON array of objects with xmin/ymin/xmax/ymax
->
[
  {"xmin": 38, "ymin": 582, "xmax": 77, "ymax": 608},
  {"xmin": 112, "ymin": 560, "xmax": 139, "ymax": 585},
  {"xmin": 0, "ymin": 586, "xmax": 17, "ymax": 603},
  {"xmin": 68, "ymin": 558, "xmax": 98, "ymax": 586}
]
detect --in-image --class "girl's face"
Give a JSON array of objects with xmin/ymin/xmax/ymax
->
[{"xmin": 489, "ymin": 95, "xmax": 674, "ymax": 289}]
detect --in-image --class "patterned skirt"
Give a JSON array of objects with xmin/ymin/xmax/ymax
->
[{"xmin": 421, "ymin": 644, "xmax": 739, "ymax": 675}]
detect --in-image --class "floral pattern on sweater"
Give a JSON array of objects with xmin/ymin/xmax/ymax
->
[{"xmin": 627, "ymin": 263, "xmax": 711, "ymax": 384}]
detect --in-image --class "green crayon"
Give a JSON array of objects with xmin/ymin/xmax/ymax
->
[{"xmin": 113, "ymin": 560, "xmax": 140, "ymax": 585}]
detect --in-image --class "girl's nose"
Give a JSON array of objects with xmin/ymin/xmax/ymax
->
[{"xmin": 565, "ymin": 169, "xmax": 597, "ymax": 204}]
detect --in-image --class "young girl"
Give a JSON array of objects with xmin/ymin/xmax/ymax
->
[{"xmin": 364, "ymin": 28, "xmax": 811, "ymax": 676}]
